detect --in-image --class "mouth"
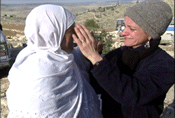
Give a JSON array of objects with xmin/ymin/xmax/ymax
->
[
  {"xmin": 124, "ymin": 37, "xmax": 129, "ymax": 40},
  {"xmin": 124, "ymin": 37, "xmax": 132, "ymax": 40}
]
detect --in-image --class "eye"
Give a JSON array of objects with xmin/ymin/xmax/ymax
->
[{"xmin": 130, "ymin": 28, "xmax": 136, "ymax": 31}]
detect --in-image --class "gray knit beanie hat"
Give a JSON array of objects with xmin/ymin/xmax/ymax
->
[{"xmin": 124, "ymin": 1, "xmax": 172, "ymax": 39}]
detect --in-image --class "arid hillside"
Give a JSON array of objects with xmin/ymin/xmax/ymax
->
[{"xmin": 1, "ymin": 0, "xmax": 174, "ymax": 31}]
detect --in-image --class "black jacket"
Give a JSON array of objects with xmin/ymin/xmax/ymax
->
[{"xmin": 90, "ymin": 39, "xmax": 174, "ymax": 118}]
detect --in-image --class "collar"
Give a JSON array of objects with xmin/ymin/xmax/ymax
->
[{"xmin": 121, "ymin": 38, "xmax": 161, "ymax": 70}]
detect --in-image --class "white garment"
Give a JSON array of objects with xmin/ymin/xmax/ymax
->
[{"xmin": 6, "ymin": 4, "xmax": 102, "ymax": 118}]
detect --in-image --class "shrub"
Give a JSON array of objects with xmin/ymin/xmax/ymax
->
[
  {"xmin": 84, "ymin": 20, "xmax": 113, "ymax": 55},
  {"xmin": 94, "ymin": 30, "xmax": 114, "ymax": 55},
  {"xmin": 89, "ymin": 9, "xmax": 96, "ymax": 12},
  {"xmin": 111, "ymin": 7, "xmax": 114, "ymax": 11},
  {"xmin": 95, "ymin": 15, "xmax": 101, "ymax": 18},
  {"xmin": 97, "ymin": 7, "xmax": 105, "ymax": 12},
  {"xmin": 84, "ymin": 19, "xmax": 99, "ymax": 28}
]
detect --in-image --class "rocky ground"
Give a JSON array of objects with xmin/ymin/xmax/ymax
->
[{"xmin": 1, "ymin": 1, "xmax": 174, "ymax": 118}]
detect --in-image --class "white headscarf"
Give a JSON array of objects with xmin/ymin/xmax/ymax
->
[
  {"xmin": 24, "ymin": 4, "xmax": 75, "ymax": 53},
  {"xmin": 7, "ymin": 5, "xmax": 85, "ymax": 118}
]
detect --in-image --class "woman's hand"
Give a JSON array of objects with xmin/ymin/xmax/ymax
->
[{"xmin": 72, "ymin": 24, "xmax": 103, "ymax": 65}]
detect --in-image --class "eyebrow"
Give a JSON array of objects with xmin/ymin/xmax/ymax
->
[
  {"xmin": 128, "ymin": 25, "xmax": 137, "ymax": 29},
  {"xmin": 124, "ymin": 22, "xmax": 137, "ymax": 29}
]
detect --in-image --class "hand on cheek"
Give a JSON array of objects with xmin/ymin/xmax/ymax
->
[{"xmin": 72, "ymin": 24, "xmax": 103, "ymax": 64}]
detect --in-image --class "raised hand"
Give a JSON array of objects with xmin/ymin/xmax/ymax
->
[{"xmin": 72, "ymin": 24, "xmax": 103, "ymax": 65}]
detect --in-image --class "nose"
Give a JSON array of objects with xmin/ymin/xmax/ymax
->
[{"xmin": 121, "ymin": 28, "xmax": 128, "ymax": 36}]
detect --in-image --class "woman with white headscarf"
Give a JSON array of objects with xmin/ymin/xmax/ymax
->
[{"xmin": 6, "ymin": 4, "xmax": 102, "ymax": 118}]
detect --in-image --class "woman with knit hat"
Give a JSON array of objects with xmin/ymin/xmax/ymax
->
[{"xmin": 73, "ymin": 1, "xmax": 174, "ymax": 118}]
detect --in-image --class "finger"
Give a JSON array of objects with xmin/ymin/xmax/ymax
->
[
  {"xmin": 90, "ymin": 30, "xmax": 98, "ymax": 44},
  {"xmin": 74, "ymin": 27, "xmax": 86, "ymax": 42},
  {"xmin": 90, "ymin": 31, "xmax": 98, "ymax": 44},
  {"xmin": 80, "ymin": 25, "xmax": 98, "ymax": 50},
  {"xmin": 97, "ymin": 41, "xmax": 103, "ymax": 52},
  {"xmin": 90, "ymin": 30, "xmax": 95, "ymax": 37},
  {"xmin": 76, "ymin": 24, "xmax": 89, "ymax": 41},
  {"xmin": 81, "ymin": 25, "xmax": 95, "ymax": 41},
  {"xmin": 72, "ymin": 34, "xmax": 83, "ymax": 48}
]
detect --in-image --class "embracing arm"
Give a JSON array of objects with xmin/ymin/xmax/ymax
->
[{"xmin": 72, "ymin": 24, "xmax": 174, "ymax": 106}]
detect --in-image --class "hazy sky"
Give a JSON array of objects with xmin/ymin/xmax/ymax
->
[
  {"xmin": 2, "ymin": 0, "xmax": 114, "ymax": 4},
  {"xmin": 1, "ymin": 0, "xmax": 138, "ymax": 5}
]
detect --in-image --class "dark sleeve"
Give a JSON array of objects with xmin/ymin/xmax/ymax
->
[
  {"xmin": 72, "ymin": 47, "xmax": 91, "ymax": 72},
  {"xmin": 89, "ymin": 49, "xmax": 123, "ymax": 94},
  {"xmin": 91, "ymin": 53, "xmax": 174, "ymax": 106}
]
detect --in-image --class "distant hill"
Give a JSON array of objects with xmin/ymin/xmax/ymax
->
[
  {"xmin": 73, "ymin": 4, "xmax": 132, "ymax": 31},
  {"xmin": 73, "ymin": 0, "xmax": 174, "ymax": 31},
  {"xmin": 1, "ymin": 0, "xmax": 174, "ymax": 31}
]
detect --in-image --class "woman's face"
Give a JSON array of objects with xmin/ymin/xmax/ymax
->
[
  {"xmin": 61, "ymin": 24, "xmax": 75, "ymax": 53},
  {"xmin": 121, "ymin": 16, "xmax": 151, "ymax": 48}
]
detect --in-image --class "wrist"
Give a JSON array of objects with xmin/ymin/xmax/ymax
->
[
  {"xmin": 93, "ymin": 60, "xmax": 102, "ymax": 67},
  {"xmin": 90, "ymin": 54, "xmax": 103, "ymax": 65}
]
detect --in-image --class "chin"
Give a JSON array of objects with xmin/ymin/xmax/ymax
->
[{"xmin": 124, "ymin": 43, "xmax": 132, "ymax": 47}]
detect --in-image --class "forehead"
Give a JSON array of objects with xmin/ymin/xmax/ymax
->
[
  {"xmin": 124, "ymin": 16, "xmax": 140, "ymax": 28},
  {"xmin": 124, "ymin": 16, "xmax": 149, "ymax": 35}
]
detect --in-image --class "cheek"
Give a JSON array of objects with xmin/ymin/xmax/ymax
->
[
  {"xmin": 124, "ymin": 33, "xmax": 139, "ymax": 46},
  {"xmin": 124, "ymin": 39, "xmax": 137, "ymax": 47},
  {"xmin": 125, "ymin": 33, "xmax": 148, "ymax": 47},
  {"xmin": 137, "ymin": 32, "xmax": 149, "ymax": 44},
  {"xmin": 67, "ymin": 38, "xmax": 73, "ymax": 48},
  {"xmin": 69, "ymin": 39, "xmax": 73, "ymax": 46}
]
